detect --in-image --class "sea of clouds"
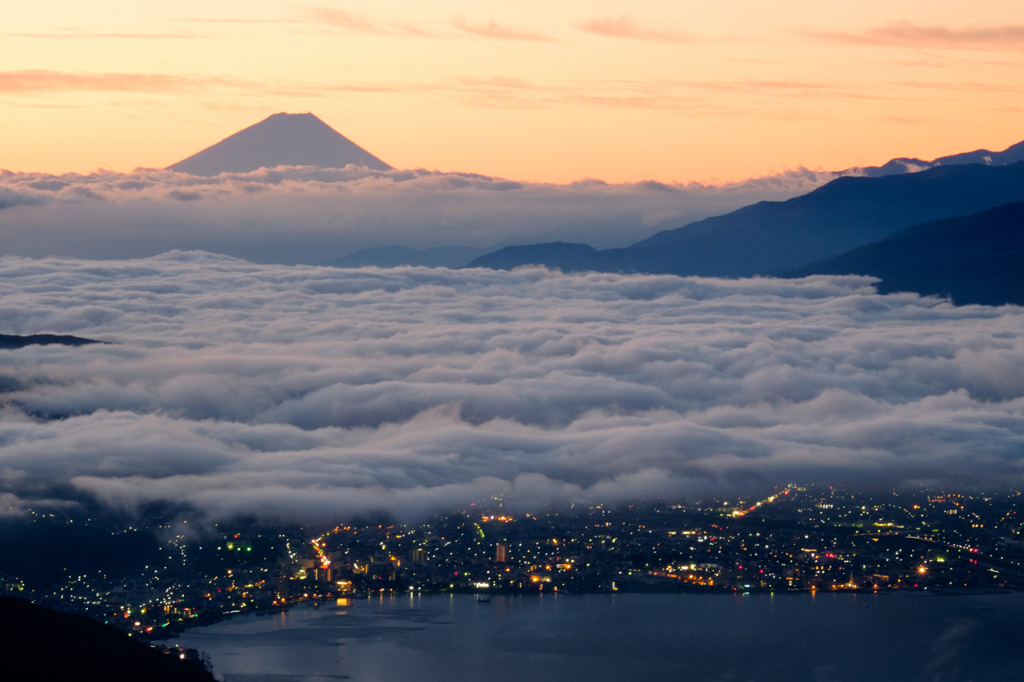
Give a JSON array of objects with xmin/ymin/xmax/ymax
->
[
  {"xmin": 1, "ymin": 252, "xmax": 1023, "ymax": 523},
  {"xmin": 0, "ymin": 166, "xmax": 831, "ymax": 263}
]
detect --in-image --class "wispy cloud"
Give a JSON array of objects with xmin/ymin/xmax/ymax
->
[
  {"xmin": 578, "ymin": 16, "xmax": 694, "ymax": 43},
  {"xmin": 304, "ymin": 8, "xmax": 386, "ymax": 33},
  {"xmin": 303, "ymin": 7, "xmax": 437, "ymax": 37},
  {"xmin": 451, "ymin": 17, "xmax": 556, "ymax": 42},
  {"xmin": 3, "ymin": 31, "xmax": 200, "ymax": 39},
  {"xmin": 6, "ymin": 67, "xmax": 986, "ymax": 114},
  {"xmin": 429, "ymin": 75, "xmax": 893, "ymax": 113},
  {"xmin": 809, "ymin": 22, "xmax": 1024, "ymax": 52},
  {"xmin": 302, "ymin": 8, "xmax": 554, "ymax": 41},
  {"xmin": 892, "ymin": 79, "xmax": 1023, "ymax": 95},
  {"xmin": 0, "ymin": 70, "xmax": 391, "ymax": 98},
  {"xmin": 167, "ymin": 18, "xmax": 300, "ymax": 24},
  {"xmin": 0, "ymin": 70, "xmax": 239, "ymax": 94}
]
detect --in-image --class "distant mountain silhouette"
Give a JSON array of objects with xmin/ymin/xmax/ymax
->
[
  {"xmin": 468, "ymin": 161, "xmax": 1024, "ymax": 278},
  {"xmin": 841, "ymin": 139, "xmax": 1024, "ymax": 178},
  {"xmin": 784, "ymin": 201, "xmax": 1024, "ymax": 306},
  {"xmin": 168, "ymin": 112, "xmax": 391, "ymax": 175},
  {"xmin": 0, "ymin": 333, "xmax": 102, "ymax": 349},
  {"xmin": 324, "ymin": 244, "xmax": 495, "ymax": 269},
  {"xmin": 0, "ymin": 597, "xmax": 214, "ymax": 681},
  {"xmin": 466, "ymin": 242, "xmax": 599, "ymax": 271}
]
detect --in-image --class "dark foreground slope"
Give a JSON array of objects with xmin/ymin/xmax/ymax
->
[
  {"xmin": 0, "ymin": 597, "xmax": 214, "ymax": 682},
  {"xmin": 785, "ymin": 201, "xmax": 1024, "ymax": 306},
  {"xmin": 469, "ymin": 161, "xmax": 1024, "ymax": 277}
]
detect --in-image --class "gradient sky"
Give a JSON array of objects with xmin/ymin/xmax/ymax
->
[{"xmin": 4, "ymin": 1, "xmax": 1024, "ymax": 183}]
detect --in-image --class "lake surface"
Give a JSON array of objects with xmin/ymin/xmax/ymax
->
[{"xmin": 173, "ymin": 591, "xmax": 1024, "ymax": 682}]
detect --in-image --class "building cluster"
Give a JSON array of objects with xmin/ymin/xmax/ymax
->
[{"xmin": 3, "ymin": 486, "xmax": 1022, "ymax": 636}]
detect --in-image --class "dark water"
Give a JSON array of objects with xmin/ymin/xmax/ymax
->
[{"xmin": 173, "ymin": 591, "xmax": 1024, "ymax": 682}]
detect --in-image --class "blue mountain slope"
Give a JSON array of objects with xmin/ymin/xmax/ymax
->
[
  {"xmin": 783, "ymin": 201, "xmax": 1024, "ymax": 306},
  {"xmin": 469, "ymin": 160, "xmax": 1024, "ymax": 277}
]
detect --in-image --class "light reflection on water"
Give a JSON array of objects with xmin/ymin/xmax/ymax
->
[{"xmin": 173, "ymin": 591, "xmax": 1024, "ymax": 682}]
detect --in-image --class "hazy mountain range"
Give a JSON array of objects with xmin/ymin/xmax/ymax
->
[
  {"xmin": 470, "ymin": 160, "xmax": 1024, "ymax": 269},
  {"xmin": 329, "ymin": 136, "xmax": 1024, "ymax": 273}
]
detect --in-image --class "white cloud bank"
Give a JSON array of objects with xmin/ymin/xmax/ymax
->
[
  {"xmin": 1, "ymin": 253, "xmax": 1022, "ymax": 522},
  {"xmin": 0, "ymin": 166, "xmax": 830, "ymax": 263}
]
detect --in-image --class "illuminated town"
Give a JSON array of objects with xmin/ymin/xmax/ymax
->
[{"xmin": 3, "ymin": 484, "xmax": 1022, "ymax": 638}]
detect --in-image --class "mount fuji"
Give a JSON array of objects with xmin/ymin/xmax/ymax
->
[{"xmin": 167, "ymin": 112, "xmax": 392, "ymax": 175}]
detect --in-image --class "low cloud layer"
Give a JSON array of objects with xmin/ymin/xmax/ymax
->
[
  {"xmin": 0, "ymin": 166, "xmax": 830, "ymax": 264},
  {"xmin": 1, "ymin": 253, "xmax": 1022, "ymax": 523}
]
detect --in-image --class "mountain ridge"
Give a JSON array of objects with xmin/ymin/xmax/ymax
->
[{"xmin": 842, "ymin": 139, "xmax": 1024, "ymax": 178}]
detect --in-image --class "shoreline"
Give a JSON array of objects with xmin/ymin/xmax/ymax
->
[{"xmin": 151, "ymin": 584, "xmax": 1020, "ymax": 641}]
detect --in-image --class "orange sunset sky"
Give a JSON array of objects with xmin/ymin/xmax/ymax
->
[{"xmin": 4, "ymin": 0, "xmax": 1024, "ymax": 183}]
